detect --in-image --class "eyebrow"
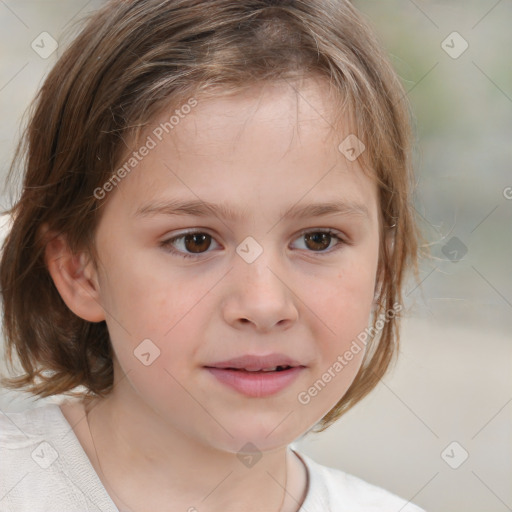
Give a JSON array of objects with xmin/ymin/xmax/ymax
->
[{"xmin": 135, "ymin": 197, "xmax": 370, "ymax": 221}]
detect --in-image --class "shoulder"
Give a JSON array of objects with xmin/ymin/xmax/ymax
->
[
  {"xmin": 0, "ymin": 401, "xmax": 117, "ymax": 511},
  {"xmin": 0, "ymin": 402, "xmax": 64, "ymax": 473},
  {"xmin": 0, "ymin": 402, "xmax": 51, "ymax": 445},
  {"xmin": 0, "ymin": 402, "xmax": 70, "ymax": 510},
  {"xmin": 294, "ymin": 449, "xmax": 426, "ymax": 512},
  {"xmin": 0, "ymin": 401, "xmax": 64, "ymax": 443},
  {"xmin": 0, "ymin": 401, "xmax": 118, "ymax": 511}
]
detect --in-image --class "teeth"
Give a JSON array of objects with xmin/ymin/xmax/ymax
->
[
  {"xmin": 225, "ymin": 365, "xmax": 292, "ymax": 372},
  {"xmin": 243, "ymin": 367, "xmax": 277, "ymax": 372},
  {"xmin": 248, "ymin": 366, "xmax": 290, "ymax": 372}
]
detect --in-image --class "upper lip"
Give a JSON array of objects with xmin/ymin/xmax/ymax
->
[{"xmin": 204, "ymin": 354, "xmax": 305, "ymax": 371}]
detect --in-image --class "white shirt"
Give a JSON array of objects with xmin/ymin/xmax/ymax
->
[{"xmin": 0, "ymin": 403, "xmax": 425, "ymax": 511}]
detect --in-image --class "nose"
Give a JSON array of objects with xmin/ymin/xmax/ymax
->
[{"xmin": 221, "ymin": 248, "xmax": 299, "ymax": 333}]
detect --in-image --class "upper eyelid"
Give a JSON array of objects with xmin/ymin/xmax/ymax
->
[
  {"xmin": 161, "ymin": 227, "xmax": 347, "ymax": 253},
  {"xmin": 163, "ymin": 227, "xmax": 346, "ymax": 242}
]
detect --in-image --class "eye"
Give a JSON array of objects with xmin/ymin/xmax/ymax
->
[
  {"xmin": 291, "ymin": 229, "xmax": 347, "ymax": 255},
  {"xmin": 160, "ymin": 231, "xmax": 220, "ymax": 259},
  {"xmin": 160, "ymin": 229, "xmax": 347, "ymax": 259}
]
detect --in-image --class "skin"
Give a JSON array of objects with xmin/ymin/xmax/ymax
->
[{"xmin": 50, "ymin": 76, "xmax": 381, "ymax": 512}]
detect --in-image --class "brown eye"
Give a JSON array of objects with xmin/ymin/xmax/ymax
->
[
  {"xmin": 182, "ymin": 233, "xmax": 212, "ymax": 253},
  {"xmin": 160, "ymin": 231, "xmax": 218, "ymax": 259},
  {"xmin": 303, "ymin": 232, "xmax": 332, "ymax": 251},
  {"xmin": 292, "ymin": 230, "xmax": 345, "ymax": 255},
  {"xmin": 161, "ymin": 228, "xmax": 346, "ymax": 260}
]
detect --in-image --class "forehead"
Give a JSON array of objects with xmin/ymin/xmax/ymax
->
[
  {"xmin": 105, "ymin": 77, "xmax": 378, "ymax": 222},
  {"xmin": 146, "ymin": 78, "xmax": 343, "ymax": 154}
]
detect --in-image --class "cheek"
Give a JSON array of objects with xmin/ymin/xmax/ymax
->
[
  {"xmin": 97, "ymin": 246, "xmax": 185, "ymax": 332},
  {"xmin": 100, "ymin": 261, "xmax": 215, "ymax": 382},
  {"xmin": 299, "ymin": 259, "xmax": 376, "ymax": 413},
  {"xmin": 327, "ymin": 255, "xmax": 377, "ymax": 329},
  {"xmin": 309, "ymin": 249, "xmax": 378, "ymax": 383}
]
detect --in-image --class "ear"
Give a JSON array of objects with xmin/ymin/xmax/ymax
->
[{"xmin": 42, "ymin": 227, "xmax": 106, "ymax": 323}]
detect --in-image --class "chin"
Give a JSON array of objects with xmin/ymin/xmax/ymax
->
[
  {"xmin": 212, "ymin": 433, "xmax": 291, "ymax": 456},
  {"xmin": 203, "ymin": 416, "xmax": 311, "ymax": 455}
]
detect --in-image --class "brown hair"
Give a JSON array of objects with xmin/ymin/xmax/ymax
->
[{"xmin": 0, "ymin": 0, "xmax": 420, "ymax": 432}]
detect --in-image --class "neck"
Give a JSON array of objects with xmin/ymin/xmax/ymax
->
[{"xmin": 82, "ymin": 381, "xmax": 306, "ymax": 512}]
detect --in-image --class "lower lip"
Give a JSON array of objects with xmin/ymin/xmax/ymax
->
[{"xmin": 205, "ymin": 367, "xmax": 304, "ymax": 397}]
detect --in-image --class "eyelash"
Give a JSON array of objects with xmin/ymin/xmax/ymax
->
[{"xmin": 159, "ymin": 229, "xmax": 347, "ymax": 260}]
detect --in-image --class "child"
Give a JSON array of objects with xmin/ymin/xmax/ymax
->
[{"xmin": 0, "ymin": 1, "xmax": 424, "ymax": 511}]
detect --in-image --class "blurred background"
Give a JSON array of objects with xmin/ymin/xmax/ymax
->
[{"xmin": 0, "ymin": 1, "xmax": 511, "ymax": 511}]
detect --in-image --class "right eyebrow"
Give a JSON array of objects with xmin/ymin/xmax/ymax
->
[{"xmin": 135, "ymin": 197, "xmax": 370, "ymax": 222}]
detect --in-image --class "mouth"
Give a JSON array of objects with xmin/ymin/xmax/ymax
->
[
  {"xmin": 205, "ymin": 353, "xmax": 305, "ymax": 372},
  {"xmin": 203, "ymin": 354, "xmax": 306, "ymax": 397},
  {"xmin": 206, "ymin": 365, "xmax": 297, "ymax": 373}
]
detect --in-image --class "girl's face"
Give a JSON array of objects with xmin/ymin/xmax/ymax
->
[{"xmin": 91, "ymin": 78, "xmax": 380, "ymax": 453}]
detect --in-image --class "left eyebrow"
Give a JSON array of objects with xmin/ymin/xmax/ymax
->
[{"xmin": 134, "ymin": 197, "xmax": 370, "ymax": 222}]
